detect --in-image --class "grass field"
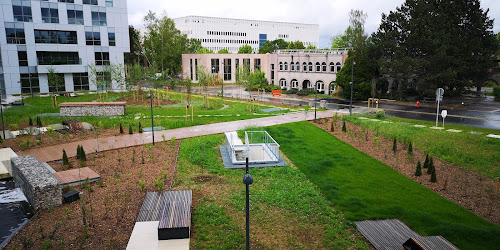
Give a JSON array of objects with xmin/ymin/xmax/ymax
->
[
  {"xmin": 174, "ymin": 134, "xmax": 367, "ymax": 249},
  {"xmin": 2, "ymin": 91, "xmax": 294, "ymax": 131},
  {"xmin": 342, "ymin": 114, "xmax": 500, "ymax": 179},
  {"xmin": 266, "ymin": 122, "xmax": 500, "ymax": 250}
]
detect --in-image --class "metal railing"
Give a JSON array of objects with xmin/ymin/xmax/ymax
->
[
  {"xmin": 225, "ymin": 131, "xmax": 280, "ymax": 164},
  {"xmin": 276, "ymin": 48, "xmax": 351, "ymax": 54}
]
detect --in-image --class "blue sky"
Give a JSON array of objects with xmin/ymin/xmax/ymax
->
[{"xmin": 127, "ymin": 0, "xmax": 500, "ymax": 49}]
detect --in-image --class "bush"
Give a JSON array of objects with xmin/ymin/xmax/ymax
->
[
  {"xmin": 423, "ymin": 154, "xmax": 429, "ymax": 169},
  {"xmin": 284, "ymin": 89, "xmax": 298, "ymax": 95},
  {"xmin": 297, "ymin": 89, "xmax": 315, "ymax": 96},
  {"xmin": 28, "ymin": 117, "xmax": 33, "ymax": 126},
  {"xmin": 415, "ymin": 161, "xmax": 422, "ymax": 176},
  {"xmin": 62, "ymin": 149, "xmax": 69, "ymax": 166},
  {"xmin": 493, "ymin": 86, "xmax": 500, "ymax": 100},
  {"xmin": 342, "ymin": 121, "xmax": 346, "ymax": 132},
  {"xmin": 408, "ymin": 142, "xmax": 413, "ymax": 155},
  {"xmin": 392, "ymin": 138, "xmax": 397, "ymax": 153},
  {"xmin": 20, "ymin": 138, "xmax": 30, "ymax": 149},
  {"xmin": 36, "ymin": 116, "xmax": 42, "ymax": 127},
  {"xmin": 375, "ymin": 110, "xmax": 387, "ymax": 119},
  {"xmin": 430, "ymin": 161, "xmax": 437, "ymax": 182},
  {"xmin": 427, "ymin": 157, "xmax": 434, "ymax": 174},
  {"xmin": 138, "ymin": 122, "xmax": 143, "ymax": 133},
  {"xmin": 129, "ymin": 125, "xmax": 133, "ymax": 134}
]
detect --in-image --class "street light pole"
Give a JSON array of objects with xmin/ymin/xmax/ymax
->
[
  {"xmin": 221, "ymin": 62, "xmax": 224, "ymax": 98},
  {"xmin": 150, "ymin": 89, "xmax": 155, "ymax": 145},
  {"xmin": 314, "ymin": 82, "xmax": 317, "ymax": 121},
  {"xmin": 349, "ymin": 61, "xmax": 356, "ymax": 115},
  {"xmin": 0, "ymin": 90, "xmax": 5, "ymax": 140},
  {"xmin": 243, "ymin": 158, "xmax": 253, "ymax": 250}
]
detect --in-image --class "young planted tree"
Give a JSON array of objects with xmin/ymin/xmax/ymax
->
[
  {"xmin": 129, "ymin": 124, "xmax": 133, "ymax": 134},
  {"xmin": 62, "ymin": 149, "xmax": 69, "ymax": 166},
  {"xmin": 119, "ymin": 123, "xmax": 124, "ymax": 134},
  {"xmin": 342, "ymin": 121, "xmax": 347, "ymax": 132},
  {"xmin": 36, "ymin": 116, "xmax": 42, "ymax": 127},
  {"xmin": 76, "ymin": 145, "xmax": 81, "ymax": 160},
  {"xmin": 138, "ymin": 122, "xmax": 143, "ymax": 133},
  {"xmin": 427, "ymin": 157, "xmax": 434, "ymax": 174},
  {"xmin": 28, "ymin": 117, "xmax": 33, "ymax": 126},
  {"xmin": 430, "ymin": 161, "xmax": 437, "ymax": 182},
  {"xmin": 423, "ymin": 154, "xmax": 429, "ymax": 169},
  {"xmin": 408, "ymin": 142, "xmax": 413, "ymax": 155},
  {"xmin": 47, "ymin": 67, "xmax": 63, "ymax": 107},
  {"xmin": 80, "ymin": 146, "xmax": 86, "ymax": 162},
  {"xmin": 415, "ymin": 161, "xmax": 422, "ymax": 176},
  {"xmin": 126, "ymin": 63, "xmax": 144, "ymax": 101},
  {"xmin": 392, "ymin": 138, "xmax": 397, "ymax": 153}
]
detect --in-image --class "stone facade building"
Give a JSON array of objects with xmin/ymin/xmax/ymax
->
[{"xmin": 182, "ymin": 49, "xmax": 349, "ymax": 94}]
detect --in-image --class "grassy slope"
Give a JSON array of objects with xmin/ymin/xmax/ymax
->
[
  {"xmin": 174, "ymin": 135, "xmax": 367, "ymax": 249},
  {"xmin": 266, "ymin": 122, "xmax": 500, "ymax": 250},
  {"xmin": 343, "ymin": 115, "xmax": 500, "ymax": 179},
  {"xmin": 3, "ymin": 91, "xmax": 292, "ymax": 131}
]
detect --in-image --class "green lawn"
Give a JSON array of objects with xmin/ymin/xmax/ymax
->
[
  {"xmin": 266, "ymin": 122, "xmax": 500, "ymax": 250},
  {"xmin": 2, "ymin": 91, "xmax": 295, "ymax": 131},
  {"xmin": 174, "ymin": 134, "xmax": 367, "ymax": 249},
  {"xmin": 343, "ymin": 115, "xmax": 500, "ymax": 179}
]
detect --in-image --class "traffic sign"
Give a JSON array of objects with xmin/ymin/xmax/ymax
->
[
  {"xmin": 441, "ymin": 110, "xmax": 447, "ymax": 118},
  {"xmin": 436, "ymin": 88, "xmax": 444, "ymax": 101}
]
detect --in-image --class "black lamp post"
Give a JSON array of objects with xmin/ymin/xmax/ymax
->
[
  {"xmin": 0, "ymin": 90, "xmax": 5, "ymax": 140},
  {"xmin": 150, "ymin": 89, "xmax": 155, "ymax": 145},
  {"xmin": 243, "ymin": 158, "xmax": 253, "ymax": 250},
  {"xmin": 349, "ymin": 61, "xmax": 356, "ymax": 115},
  {"xmin": 314, "ymin": 82, "xmax": 317, "ymax": 121},
  {"xmin": 221, "ymin": 62, "xmax": 224, "ymax": 98}
]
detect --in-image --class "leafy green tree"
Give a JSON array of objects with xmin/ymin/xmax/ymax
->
[
  {"xmin": 196, "ymin": 47, "xmax": 214, "ymax": 54},
  {"xmin": 496, "ymin": 32, "xmax": 500, "ymax": 54},
  {"xmin": 287, "ymin": 41, "xmax": 305, "ymax": 49},
  {"xmin": 238, "ymin": 44, "xmax": 253, "ymax": 54},
  {"xmin": 47, "ymin": 67, "xmax": 63, "ymax": 93},
  {"xmin": 306, "ymin": 44, "xmax": 317, "ymax": 49},
  {"xmin": 330, "ymin": 33, "xmax": 349, "ymax": 48},
  {"xmin": 259, "ymin": 39, "xmax": 288, "ymax": 53},
  {"xmin": 125, "ymin": 25, "xmax": 144, "ymax": 65},
  {"xmin": 372, "ymin": 0, "xmax": 498, "ymax": 96},
  {"xmin": 143, "ymin": 11, "xmax": 200, "ymax": 76},
  {"xmin": 217, "ymin": 48, "xmax": 230, "ymax": 54},
  {"xmin": 246, "ymin": 70, "xmax": 268, "ymax": 90}
]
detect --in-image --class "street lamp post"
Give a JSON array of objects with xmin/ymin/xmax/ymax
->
[
  {"xmin": 349, "ymin": 61, "xmax": 356, "ymax": 115},
  {"xmin": 150, "ymin": 89, "xmax": 155, "ymax": 145},
  {"xmin": 221, "ymin": 62, "xmax": 224, "ymax": 98},
  {"xmin": 314, "ymin": 82, "xmax": 317, "ymax": 121},
  {"xmin": 0, "ymin": 90, "xmax": 5, "ymax": 140},
  {"xmin": 243, "ymin": 158, "xmax": 253, "ymax": 250}
]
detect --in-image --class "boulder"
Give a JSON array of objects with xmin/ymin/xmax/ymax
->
[{"xmin": 81, "ymin": 122, "xmax": 94, "ymax": 131}]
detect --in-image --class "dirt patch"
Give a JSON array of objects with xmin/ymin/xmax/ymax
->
[
  {"xmin": 2, "ymin": 128, "xmax": 119, "ymax": 152},
  {"xmin": 115, "ymin": 93, "xmax": 179, "ymax": 106},
  {"xmin": 314, "ymin": 118, "xmax": 500, "ymax": 225},
  {"xmin": 6, "ymin": 140, "xmax": 181, "ymax": 249}
]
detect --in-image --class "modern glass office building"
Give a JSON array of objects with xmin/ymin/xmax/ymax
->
[{"xmin": 0, "ymin": 0, "xmax": 130, "ymax": 96}]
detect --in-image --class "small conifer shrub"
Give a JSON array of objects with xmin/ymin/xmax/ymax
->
[
  {"xmin": 408, "ymin": 142, "xmax": 413, "ymax": 155},
  {"xmin": 393, "ymin": 138, "xmax": 397, "ymax": 153},
  {"xmin": 119, "ymin": 123, "xmax": 124, "ymax": 134},
  {"xmin": 415, "ymin": 161, "xmax": 422, "ymax": 176},
  {"xmin": 342, "ymin": 121, "xmax": 346, "ymax": 132},
  {"xmin": 129, "ymin": 125, "xmax": 133, "ymax": 134},
  {"xmin": 62, "ymin": 149, "xmax": 69, "ymax": 166}
]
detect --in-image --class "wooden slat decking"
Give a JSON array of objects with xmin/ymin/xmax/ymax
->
[
  {"xmin": 355, "ymin": 219, "xmax": 459, "ymax": 250},
  {"xmin": 53, "ymin": 167, "xmax": 100, "ymax": 185},
  {"xmin": 137, "ymin": 190, "xmax": 192, "ymax": 223}
]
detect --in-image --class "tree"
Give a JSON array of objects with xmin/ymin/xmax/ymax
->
[
  {"xmin": 196, "ymin": 47, "xmax": 214, "ymax": 54},
  {"xmin": 129, "ymin": 124, "xmax": 133, "ymax": 134},
  {"xmin": 36, "ymin": 116, "xmax": 42, "ymax": 127},
  {"xmin": 142, "ymin": 11, "xmax": 200, "ymax": 76},
  {"xmin": 111, "ymin": 64, "xmax": 126, "ymax": 91},
  {"xmin": 330, "ymin": 33, "xmax": 349, "ymax": 48},
  {"xmin": 372, "ymin": 0, "xmax": 498, "ymax": 97},
  {"xmin": 430, "ymin": 161, "xmax": 437, "ymax": 182},
  {"xmin": 138, "ymin": 122, "xmax": 143, "ymax": 133},
  {"xmin": 342, "ymin": 121, "xmax": 346, "ymax": 132},
  {"xmin": 62, "ymin": 149, "xmax": 69, "ymax": 166},
  {"xmin": 28, "ymin": 117, "xmax": 33, "ymax": 126},
  {"xmin": 415, "ymin": 161, "xmax": 422, "ymax": 176},
  {"xmin": 238, "ymin": 44, "xmax": 253, "ymax": 54},
  {"xmin": 126, "ymin": 63, "xmax": 144, "ymax": 98},
  {"xmin": 287, "ymin": 41, "xmax": 305, "ymax": 49},
  {"xmin": 217, "ymin": 48, "xmax": 229, "ymax": 54},
  {"xmin": 259, "ymin": 39, "xmax": 289, "ymax": 53},
  {"xmin": 392, "ymin": 138, "xmax": 397, "ymax": 153},
  {"xmin": 124, "ymin": 25, "xmax": 144, "ymax": 65},
  {"xmin": 423, "ymin": 154, "xmax": 429, "ymax": 169},
  {"xmin": 306, "ymin": 44, "xmax": 317, "ymax": 49},
  {"xmin": 246, "ymin": 70, "xmax": 269, "ymax": 91},
  {"xmin": 496, "ymin": 32, "xmax": 500, "ymax": 54},
  {"xmin": 119, "ymin": 123, "xmax": 124, "ymax": 134},
  {"xmin": 427, "ymin": 157, "xmax": 434, "ymax": 174},
  {"xmin": 408, "ymin": 142, "xmax": 413, "ymax": 155},
  {"xmin": 47, "ymin": 67, "xmax": 63, "ymax": 107}
]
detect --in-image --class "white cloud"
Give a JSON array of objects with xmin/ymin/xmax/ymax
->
[{"xmin": 127, "ymin": 0, "xmax": 500, "ymax": 48}]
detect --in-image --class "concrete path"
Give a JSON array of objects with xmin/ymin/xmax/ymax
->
[{"xmin": 17, "ymin": 110, "xmax": 342, "ymax": 162}]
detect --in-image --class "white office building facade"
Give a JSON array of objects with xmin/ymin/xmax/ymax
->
[
  {"xmin": 0, "ymin": 0, "xmax": 129, "ymax": 96},
  {"xmin": 174, "ymin": 16, "xmax": 319, "ymax": 53}
]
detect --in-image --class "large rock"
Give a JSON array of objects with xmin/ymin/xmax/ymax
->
[
  {"xmin": 0, "ymin": 130, "xmax": 15, "ymax": 139},
  {"xmin": 11, "ymin": 155, "xmax": 61, "ymax": 211},
  {"xmin": 81, "ymin": 122, "xmax": 94, "ymax": 130}
]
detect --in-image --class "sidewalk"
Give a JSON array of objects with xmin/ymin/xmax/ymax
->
[{"xmin": 17, "ymin": 110, "xmax": 342, "ymax": 162}]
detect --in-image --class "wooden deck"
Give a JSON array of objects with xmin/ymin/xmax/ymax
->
[
  {"xmin": 355, "ymin": 219, "xmax": 458, "ymax": 250},
  {"xmin": 53, "ymin": 167, "xmax": 100, "ymax": 186}
]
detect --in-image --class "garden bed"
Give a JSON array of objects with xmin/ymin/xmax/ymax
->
[
  {"xmin": 314, "ymin": 118, "xmax": 500, "ymax": 225},
  {"xmin": 6, "ymin": 139, "xmax": 181, "ymax": 249},
  {"xmin": 115, "ymin": 93, "xmax": 179, "ymax": 106}
]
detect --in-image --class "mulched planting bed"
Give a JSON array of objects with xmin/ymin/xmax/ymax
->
[
  {"xmin": 115, "ymin": 94, "xmax": 179, "ymax": 106},
  {"xmin": 2, "ymin": 128, "xmax": 118, "ymax": 152},
  {"xmin": 6, "ymin": 140, "xmax": 181, "ymax": 249},
  {"xmin": 314, "ymin": 117, "xmax": 500, "ymax": 225}
]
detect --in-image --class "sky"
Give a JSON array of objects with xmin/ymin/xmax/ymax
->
[{"xmin": 127, "ymin": 0, "xmax": 500, "ymax": 49}]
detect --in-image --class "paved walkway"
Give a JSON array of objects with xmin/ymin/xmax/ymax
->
[{"xmin": 17, "ymin": 110, "xmax": 341, "ymax": 162}]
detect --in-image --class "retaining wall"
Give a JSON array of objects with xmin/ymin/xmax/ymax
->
[
  {"xmin": 11, "ymin": 155, "xmax": 61, "ymax": 211},
  {"xmin": 59, "ymin": 102, "xmax": 126, "ymax": 117}
]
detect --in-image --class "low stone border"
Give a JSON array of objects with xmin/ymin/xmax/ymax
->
[{"xmin": 59, "ymin": 102, "xmax": 127, "ymax": 117}]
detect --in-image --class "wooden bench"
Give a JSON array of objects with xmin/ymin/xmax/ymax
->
[{"xmin": 272, "ymin": 90, "xmax": 282, "ymax": 96}]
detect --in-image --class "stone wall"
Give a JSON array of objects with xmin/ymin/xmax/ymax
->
[
  {"xmin": 59, "ymin": 102, "xmax": 126, "ymax": 117},
  {"xmin": 11, "ymin": 155, "xmax": 61, "ymax": 211}
]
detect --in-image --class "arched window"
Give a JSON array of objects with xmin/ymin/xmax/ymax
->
[
  {"xmin": 279, "ymin": 78, "xmax": 287, "ymax": 88},
  {"xmin": 284, "ymin": 62, "xmax": 288, "ymax": 71},
  {"xmin": 329, "ymin": 81, "xmax": 337, "ymax": 94},
  {"xmin": 308, "ymin": 62, "xmax": 313, "ymax": 72},
  {"xmin": 291, "ymin": 62, "xmax": 295, "ymax": 71},
  {"xmin": 303, "ymin": 62, "xmax": 307, "ymax": 71},
  {"xmin": 295, "ymin": 62, "xmax": 300, "ymax": 71},
  {"xmin": 291, "ymin": 79, "xmax": 298, "ymax": 89},
  {"xmin": 330, "ymin": 62, "xmax": 335, "ymax": 72},
  {"xmin": 322, "ymin": 62, "xmax": 327, "ymax": 72},
  {"xmin": 279, "ymin": 62, "xmax": 283, "ymax": 71},
  {"xmin": 316, "ymin": 62, "xmax": 321, "ymax": 72},
  {"xmin": 336, "ymin": 62, "xmax": 341, "ymax": 72},
  {"xmin": 316, "ymin": 81, "xmax": 324, "ymax": 93}
]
